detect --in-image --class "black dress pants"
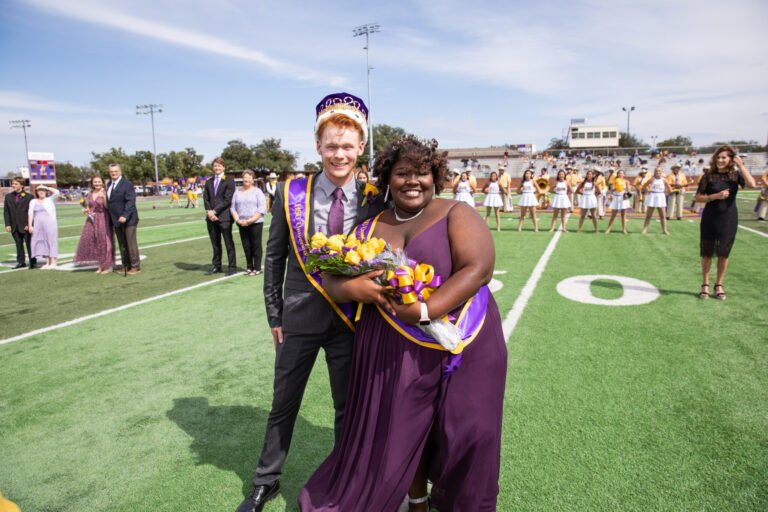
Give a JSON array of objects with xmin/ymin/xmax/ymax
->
[
  {"xmin": 12, "ymin": 230, "xmax": 34, "ymax": 266},
  {"xmin": 252, "ymin": 326, "xmax": 354, "ymax": 486},
  {"xmin": 237, "ymin": 222, "xmax": 263, "ymax": 271},
  {"xmin": 206, "ymin": 219, "xmax": 236, "ymax": 269}
]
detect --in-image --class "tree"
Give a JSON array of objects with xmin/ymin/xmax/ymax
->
[
  {"xmin": 547, "ymin": 137, "xmax": 568, "ymax": 150},
  {"xmin": 357, "ymin": 124, "xmax": 412, "ymax": 167},
  {"xmin": 164, "ymin": 147, "xmax": 204, "ymax": 179},
  {"xmin": 54, "ymin": 162, "xmax": 90, "ymax": 186},
  {"xmin": 618, "ymin": 132, "xmax": 646, "ymax": 148},
  {"xmin": 304, "ymin": 162, "xmax": 321, "ymax": 174},
  {"xmin": 90, "ymin": 147, "xmax": 131, "ymax": 176},
  {"xmin": 657, "ymin": 135, "xmax": 693, "ymax": 149},
  {"xmin": 129, "ymin": 150, "xmax": 164, "ymax": 184},
  {"xmin": 220, "ymin": 139, "xmax": 254, "ymax": 171},
  {"xmin": 252, "ymin": 138, "xmax": 297, "ymax": 173}
]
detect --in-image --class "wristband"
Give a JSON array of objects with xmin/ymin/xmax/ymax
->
[{"xmin": 419, "ymin": 302, "xmax": 431, "ymax": 326}]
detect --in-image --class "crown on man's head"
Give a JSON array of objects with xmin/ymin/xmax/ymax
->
[{"xmin": 314, "ymin": 92, "xmax": 369, "ymax": 143}]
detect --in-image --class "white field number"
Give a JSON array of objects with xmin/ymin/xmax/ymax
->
[{"xmin": 556, "ymin": 274, "xmax": 660, "ymax": 306}]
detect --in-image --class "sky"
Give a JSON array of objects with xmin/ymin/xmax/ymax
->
[{"xmin": 1, "ymin": 0, "xmax": 767, "ymax": 174}]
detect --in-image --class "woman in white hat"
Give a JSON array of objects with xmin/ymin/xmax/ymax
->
[{"xmin": 265, "ymin": 172, "xmax": 279, "ymax": 212}]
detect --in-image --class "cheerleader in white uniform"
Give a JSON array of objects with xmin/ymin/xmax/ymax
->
[
  {"xmin": 549, "ymin": 170, "xmax": 573, "ymax": 232},
  {"xmin": 517, "ymin": 169, "xmax": 541, "ymax": 232},
  {"xmin": 576, "ymin": 169, "xmax": 600, "ymax": 232},
  {"xmin": 605, "ymin": 169, "xmax": 631, "ymax": 234},
  {"xmin": 483, "ymin": 171, "xmax": 504, "ymax": 231},
  {"xmin": 453, "ymin": 172, "xmax": 476, "ymax": 209},
  {"xmin": 641, "ymin": 167, "xmax": 671, "ymax": 235}
]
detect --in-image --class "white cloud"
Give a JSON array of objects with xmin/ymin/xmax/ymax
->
[
  {"xmin": 0, "ymin": 90, "xmax": 130, "ymax": 116},
  {"xmin": 23, "ymin": 0, "xmax": 349, "ymax": 87}
]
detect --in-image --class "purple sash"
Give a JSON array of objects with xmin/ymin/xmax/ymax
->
[
  {"xmin": 285, "ymin": 176, "xmax": 357, "ymax": 331},
  {"xmin": 362, "ymin": 212, "xmax": 488, "ymax": 354}
]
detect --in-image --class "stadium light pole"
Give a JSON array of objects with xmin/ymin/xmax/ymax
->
[
  {"xmin": 136, "ymin": 104, "xmax": 163, "ymax": 194},
  {"xmin": 9, "ymin": 119, "xmax": 31, "ymax": 168},
  {"xmin": 353, "ymin": 23, "xmax": 380, "ymax": 168},
  {"xmin": 622, "ymin": 106, "xmax": 635, "ymax": 143}
]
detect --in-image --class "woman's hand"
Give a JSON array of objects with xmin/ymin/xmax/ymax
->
[
  {"xmin": 718, "ymin": 189, "xmax": 730, "ymax": 200},
  {"xmin": 388, "ymin": 300, "xmax": 420, "ymax": 324},
  {"xmin": 733, "ymin": 155, "xmax": 744, "ymax": 168},
  {"xmin": 324, "ymin": 271, "xmax": 393, "ymax": 313}
]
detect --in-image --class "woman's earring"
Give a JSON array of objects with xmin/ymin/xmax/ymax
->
[{"xmin": 384, "ymin": 186, "xmax": 390, "ymax": 202}]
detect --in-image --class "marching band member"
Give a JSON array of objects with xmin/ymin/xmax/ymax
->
[
  {"xmin": 641, "ymin": 167, "xmax": 671, "ymax": 235},
  {"xmin": 633, "ymin": 167, "xmax": 648, "ymax": 213},
  {"xmin": 576, "ymin": 170, "xmax": 600, "ymax": 232},
  {"xmin": 566, "ymin": 167, "xmax": 581, "ymax": 213},
  {"xmin": 605, "ymin": 169, "xmax": 631, "ymax": 234},
  {"xmin": 666, "ymin": 164, "xmax": 688, "ymax": 220},
  {"xmin": 594, "ymin": 169, "xmax": 607, "ymax": 219},
  {"xmin": 755, "ymin": 166, "xmax": 768, "ymax": 222},
  {"xmin": 549, "ymin": 170, "xmax": 572, "ymax": 232},
  {"xmin": 517, "ymin": 169, "xmax": 541, "ymax": 232}
]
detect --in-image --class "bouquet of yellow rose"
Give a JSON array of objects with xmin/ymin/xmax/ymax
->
[{"xmin": 305, "ymin": 232, "xmax": 400, "ymax": 276}]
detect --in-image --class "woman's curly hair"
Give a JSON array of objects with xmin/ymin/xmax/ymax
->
[{"xmin": 373, "ymin": 135, "xmax": 449, "ymax": 194}]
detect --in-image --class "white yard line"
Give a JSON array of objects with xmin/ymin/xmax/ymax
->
[
  {"xmin": 0, "ymin": 273, "xmax": 241, "ymax": 345},
  {"xmin": 738, "ymin": 224, "xmax": 768, "ymax": 238},
  {"xmin": 502, "ymin": 231, "xmax": 562, "ymax": 342},
  {"xmin": 0, "ymin": 220, "xmax": 204, "ymax": 248},
  {"xmin": 0, "ymin": 236, "xmax": 209, "ymax": 273}
]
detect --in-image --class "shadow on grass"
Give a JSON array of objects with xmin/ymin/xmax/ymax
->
[
  {"xmin": 174, "ymin": 262, "xmax": 213, "ymax": 271},
  {"xmin": 590, "ymin": 278, "xmax": 699, "ymax": 299},
  {"xmin": 167, "ymin": 396, "xmax": 334, "ymax": 510}
]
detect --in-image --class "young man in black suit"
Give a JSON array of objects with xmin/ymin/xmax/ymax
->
[
  {"xmin": 3, "ymin": 177, "xmax": 36, "ymax": 269},
  {"xmin": 203, "ymin": 156, "xmax": 237, "ymax": 276},
  {"xmin": 235, "ymin": 93, "xmax": 385, "ymax": 512},
  {"xmin": 106, "ymin": 164, "xmax": 141, "ymax": 274}
]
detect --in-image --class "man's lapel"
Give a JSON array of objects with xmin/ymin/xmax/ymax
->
[{"xmin": 308, "ymin": 174, "xmax": 318, "ymax": 234}]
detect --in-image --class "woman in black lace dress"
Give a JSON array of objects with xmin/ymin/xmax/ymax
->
[{"xmin": 693, "ymin": 145, "xmax": 756, "ymax": 300}]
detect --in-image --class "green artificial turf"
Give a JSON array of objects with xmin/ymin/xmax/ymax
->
[{"xmin": 0, "ymin": 202, "xmax": 766, "ymax": 511}]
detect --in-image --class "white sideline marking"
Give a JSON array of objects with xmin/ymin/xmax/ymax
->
[
  {"xmin": 0, "ymin": 236, "xmax": 209, "ymax": 274},
  {"xmin": 502, "ymin": 231, "xmax": 562, "ymax": 341},
  {"xmin": 0, "ymin": 220, "xmax": 204, "ymax": 248},
  {"xmin": 738, "ymin": 224, "xmax": 768, "ymax": 238},
  {"xmin": 0, "ymin": 273, "xmax": 241, "ymax": 345}
]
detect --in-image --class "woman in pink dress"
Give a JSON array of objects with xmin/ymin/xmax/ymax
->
[{"xmin": 74, "ymin": 175, "xmax": 114, "ymax": 273}]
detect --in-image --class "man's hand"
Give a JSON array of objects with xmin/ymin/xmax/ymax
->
[
  {"xmin": 271, "ymin": 326, "xmax": 284, "ymax": 350},
  {"xmin": 118, "ymin": 216, "xmax": 127, "ymax": 224},
  {"xmin": 5, "ymin": 226, "xmax": 11, "ymax": 233}
]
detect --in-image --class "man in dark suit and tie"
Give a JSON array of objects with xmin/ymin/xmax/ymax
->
[
  {"xmin": 203, "ymin": 156, "xmax": 237, "ymax": 276},
  {"xmin": 106, "ymin": 164, "xmax": 141, "ymax": 274},
  {"xmin": 235, "ymin": 92, "xmax": 384, "ymax": 512},
  {"xmin": 3, "ymin": 177, "xmax": 36, "ymax": 269}
]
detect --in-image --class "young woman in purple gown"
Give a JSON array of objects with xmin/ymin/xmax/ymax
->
[
  {"xmin": 298, "ymin": 136, "xmax": 507, "ymax": 511},
  {"xmin": 74, "ymin": 175, "xmax": 115, "ymax": 273}
]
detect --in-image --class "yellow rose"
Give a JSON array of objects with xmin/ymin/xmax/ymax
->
[
  {"xmin": 357, "ymin": 242, "xmax": 378, "ymax": 262},
  {"xmin": 368, "ymin": 237, "xmax": 386, "ymax": 253},
  {"xmin": 344, "ymin": 249, "xmax": 362, "ymax": 265},
  {"xmin": 311, "ymin": 232, "xmax": 328, "ymax": 250},
  {"xmin": 344, "ymin": 233, "xmax": 359, "ymax": 249},
  {"xmin": 326, "ymin": 234, "xmax": 345, "ymax": 253}
]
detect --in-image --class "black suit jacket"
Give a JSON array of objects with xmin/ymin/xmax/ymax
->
[
  {"xmin": 203, "ymin": 175, "xmax": 235, "ymax": 223},
  {"xmin": 263, "ymin": 176, "xmax": 384, "ymax": 334},
  {"xmin": 4, "ymin": 191, "xmax": 32, "ymax": 232},
  {"xmin": 106, "ymin": 178, "xmax": 139, "ymax": 227}
]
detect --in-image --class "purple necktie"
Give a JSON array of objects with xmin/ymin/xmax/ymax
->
[
  {"xmin": 214, "ymin": 177, "xmax": 220, "ymax": 195},
  {"xmin": 327, "ymin": 187, "xmax": 344, "ymax": 235}
]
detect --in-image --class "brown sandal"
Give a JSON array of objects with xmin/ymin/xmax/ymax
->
[
  {"xmin": 714, "ymin": 284, "xmax": 726, "ymax": 300},
  {"xmin": 699, "ymin": 283, "xmax": 709, "ymax": 299}
]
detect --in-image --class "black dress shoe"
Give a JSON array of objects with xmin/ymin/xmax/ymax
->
[
  {"xmin": 235, "ymin": 482, "xmax": 280, "ymax": 512},
  {"xmin": 226, "ymin": 268, "xmax": 238, "ymax": 276},
  {"xmin": 205, "ymin": 268, "xmax": 221, "ymax": 275},
  {"xmin": 13, "ymin": 263, "xmax": 25, "ymax": 269}
]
